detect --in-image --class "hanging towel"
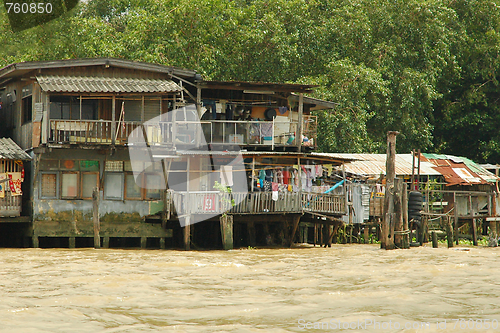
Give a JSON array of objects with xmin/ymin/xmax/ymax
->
[
  {"xmin": 259, "ymin": 169, "xmax": 266, "ymax": 180},
  {"xmin": 276, "ymin": 169, "xmax": 284, "ymax": 184},
  {"xmin": 283, "ymin": 170, "xmax": 290, "ymax": 184},
  {"xmin": 278, "ymin": 106, "xmax": 288, "ymax": 115},
  {"xmin": 272, "ymin": 182, "xmax": 279, "ymax": 201},
  {"xmin": 265, "ymin": 169, "xmax": 273, "ymax": 182}
]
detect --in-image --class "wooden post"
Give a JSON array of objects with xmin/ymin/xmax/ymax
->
[
  {"xmin": 184, "ymin": 217, "xmax": 191, "ymax": 250},
  {"xmin": 220, "ymin": 215, "xmax": 233, "ymax": 250},
  {"xmin": 32, "ymin": 235, "xmax": 38, "ymax": 248},
  {"xmin": 289, "ymin": 215, "xmax": 301, "ymax": 247},
  {"xmin": 69, "ymin": 237, "xmax": 75, "ymax": 249},
  {"xmin": 382, "ymin": 131, "xmax": 399, "ymax": 250},
  {"xmin": 92, "ymin": 187, "xmax": 100, "ymax": 249},
  {"xmin": 141, "ymin": 237, "xmax": 147, "ymax": 249},
  {"xmin": 394, "ymin": 178, "xmax": 404, "ymax": 248},
  {"xmin": 160, "ymin": 237, "xmax": 166, "ymax": 249},
  {"xmin": 247, "ymin": 221, "xmax": 256, "ymax": 246},
  {"xmin": 364, "ymin": 225, "xmax": 369, "ymax": 244},
  {"xmin": 402, "ymin": 182, "xmax": 409, "ymax": 249},
  {"xmin": 472, "ymin": 218, "xmax": 478, "ymax": 246},
  {"xmin": 432, "ymin": 231, "xmax": 438, "ymax": 248},
  {"xmin": 111, "ymin": 96, "xmax": 116, "ymax": 146},
  {"xmin": 454, "ymin": 192, "xmax": 459, "ymax": 245},
  {"xmin": 446, "ymin": 216, "xmax": 454, "ymax": 248},
  {"xmin": 297, "ymin": 93, "xmax": 303, "ymax": 152},
  {"xmin": 103, "ymin": 237, "xmax": 110, "ymax": 249}
]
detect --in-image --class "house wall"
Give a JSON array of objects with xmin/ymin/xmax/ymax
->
[{"xmin": 32, "ymin": 148, "xmax": 169, "ymax": 238}]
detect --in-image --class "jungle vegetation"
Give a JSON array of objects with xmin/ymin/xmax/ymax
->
[{"xmin": 1, "ymin": 0, "xmax": 500, "ymax": 162}]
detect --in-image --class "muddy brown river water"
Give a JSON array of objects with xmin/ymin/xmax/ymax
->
[{"xmin": 0, "ymin": 244, "xmax": 499, "ymax": 332}]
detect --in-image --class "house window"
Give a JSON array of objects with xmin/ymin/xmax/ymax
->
[
  {"xmin": 104, "ymin": 173, "xmax": 124, "ymax": 200},
  {"xmin": 22, "ymin": 85, "xmax": 33, "ymax": 124},
  {"xmin": 145, "ymin": 173, "xmax": 162, "ymax": 200},
  {"xmin": 40, "ymin": 172, "xmax": 58, "ymax": 198},
  {"xmin": 125, "ymin": 173, "xmax": 142, "ymax": 199},
  {"xmin": 61, "ymin": 172, "xmax": 78, "ymax": 198},
  {"xmin": 81, "ymin": 172, "xmax": 99, "ymax": 199}
]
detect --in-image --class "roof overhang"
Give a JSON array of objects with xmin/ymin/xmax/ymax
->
[
  {"xmin": 0, "ymin": 58, "xmax": 198, "ymax": 82},
  {"xmin": 289, "ymin": 94, "xmax": 339, "ymax": 110},
  {"xmin": 36, "ymin": 75, "xmax": 182, "ymax": 94},
  {"xmin": 200, "ymin": 80, "xmax": 317, "ymax": 94}
]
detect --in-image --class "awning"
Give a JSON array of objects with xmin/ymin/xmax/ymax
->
[{"xmin": 36, "ymin": 75, "xmax": 182, "ymax": 94}]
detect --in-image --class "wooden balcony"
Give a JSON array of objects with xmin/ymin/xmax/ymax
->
[
  {"xmin": 171, "ymin": 191, "xmax": 346, "ymax": 216},
  {"xmin": 47, "ymin": 118, "xmax": 313, "ymax": 148}
]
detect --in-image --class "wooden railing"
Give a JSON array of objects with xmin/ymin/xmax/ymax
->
[
  {"xmin": 171, "ymin": 191, "xmax": 346, "ymax": 216},
  {"xmin": 48, "ymin": 119, "xmax": 305, "ymax": 147},
  {"xmin": 0, "ymin": 195, "xmax": 22, "ymax": 217}
]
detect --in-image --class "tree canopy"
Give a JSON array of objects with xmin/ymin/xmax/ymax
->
[{"xmin": 1, "ymin": 0, "xmax": 500, "ymax": 162}]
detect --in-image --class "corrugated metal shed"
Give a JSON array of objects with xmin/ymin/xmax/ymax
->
[
  {"xmin": 36, "ymin": 75, "xmax": 182, "ymax": 93},
  {"xmin": 0, "ymin": 138, "xmax": 31, "ymax": 160}
]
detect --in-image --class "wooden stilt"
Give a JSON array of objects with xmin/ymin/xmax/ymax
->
[
  {"xmin": 364, "ymin": 225, "xmax": 369, "ymax": 244},
  {"xmin": 141, "ymin": 237, "xmax": 147, "ymax": 249},
  {"xmin": 472, "ymin": 218, "xmax": 478, "ymax": 246},
  {"xmin": 247, "ymin": 221, "xmax": 256, "ymax": 246},
  {"xmin": 288, "ymin": 215, "xmax": 301, "ymax": 247},
  {"xmin": 220, "ymin": 215, "xmax": 233, "ymax": 250},
  {"xmin": 184, "ymin": 216, "xmax": 191, "ymax": 250},
  {"xmin": 32, "ymin": 236, "xmax": 39, "ymax": 248},
  {"xmin": 92, "ymin": 187, "xmax": 100, "ymax": 249},
  {"xmin": 446, "ymin": 216, "xmax": 454, "ymax": 248},
  {"xmin": 69, "ymin": 237, "xmax": 75, "ymax": 249},
  {"xmin": 160, "ymin": 237, "xmax": 166, "ymax": 249},
  {"xmin": 103, "ymin": 237, "xmax": 110, "ymax": 249},
  {"xmin": 432, "ymin": 231, "xmax": 438, "ymax": 248},
  {"xmin": 454, "ymin": 192, "xmax": 459, "ymax": 245}
]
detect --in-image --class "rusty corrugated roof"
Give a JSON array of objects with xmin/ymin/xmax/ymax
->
[
  {"xmin": 36, "ymin": 75, "xmax": 182, "ymax": 93},
  {"xmin": 422, "ymin": 153, "xmax": 498, "ymax": 185},
  {"xmin": 324, "ymin": 153, "xmax": 440, "ymax": 177}
]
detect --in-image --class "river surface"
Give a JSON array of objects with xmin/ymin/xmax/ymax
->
[{"xmin": 1, "ymin": 244, "xmax": 499, "ymax": 332}]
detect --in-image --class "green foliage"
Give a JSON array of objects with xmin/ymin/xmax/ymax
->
[{"xmin": 2, "ymin": 0, "xmax": 500, "ymax": 161}]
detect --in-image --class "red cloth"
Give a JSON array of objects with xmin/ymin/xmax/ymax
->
[
  {"xmin": 271, "ymin": 182, "xmax": 279, "ymax": 191},
  {"xmin": 283, "ymin": 170, "xmax": 290, "ymax": 184}
]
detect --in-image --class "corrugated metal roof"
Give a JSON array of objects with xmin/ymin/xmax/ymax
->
[
  {"xmin": 324, "ymin": 153, "xmax": 441, "ymax": 176},
  {"xmin": 36, "ymin": 75, "xmax": 182, "ymax": 93},
  {"xmin": 0, "ymin": 138, "xmax": 31, "ymax": 160},
  {"xmin": 422, "ymin": 153, "xmax": 498, "ymax": 185}
]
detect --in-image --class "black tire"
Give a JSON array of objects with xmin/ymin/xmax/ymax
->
[{"xmin": 409, "ymin": 203, "xmax": 422, "ymax": 210}]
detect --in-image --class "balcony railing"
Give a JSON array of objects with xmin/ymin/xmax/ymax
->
[
  {"xmin": 171, "ymin": 191, "xmax": 346, "ymax": 216},
  {"xmin": 48, "ymin": 119, "xmax": 307, "ymax": 147},
  {"xmin": 0, "ymin": 194, "xmax": 22, "ymax": 217}
]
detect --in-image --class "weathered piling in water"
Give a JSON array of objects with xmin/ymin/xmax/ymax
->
[
  {"xmin": 93, "ymin": 187, "xmax": 100, "ymax": 249},
  {"xmin": 432, "ymin": 231, "xmax": 438, "ymax": 248},
  {"xmin": 382, "ymin": 131, "xmax": 399, "ymax": 250}
]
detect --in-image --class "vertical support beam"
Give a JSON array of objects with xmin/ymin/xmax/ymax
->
[
  {"xmin": 220, "ymin": 215, "xmax": 234, "ymax": 250},
  {"xmin": 432, "ymin": 231, "xmax": 438, "ymax": 248},
  {"xmin": 160, "ymin": 237, "xmax": 166, "ymax": 249},
  {"xmin": 364, "ymin": 225, "xmax": 369, "ymax": 244},
  {"xmin": 111, "ymin": 96, "xmax": 116, "ymax": 146},
  {"xmin": 402, "ymin": 182, "xmax": 409, "ymax": 249},
  {"xmin": 454, "ymin": 192, "xmax": 459, "ymax": 245},
  {"xmin": 184, "ymin": 216, "xmax": 191, "ymax": 250},
  {"xmin": 141, "ymin": 96, "xmax": 145, "ymax": 123},
  {"xmin": 446, "ymin": 216, "xmax": 454, "ymax": 248},
  {"xmin": 289, "ymin": 215, "xmax": 301, "ymax": 247},
  {"xmin": 251, "ymin": 157, "xmax": 255, "ymax": 192},
  {"xmin": 196, "ymin": 85, "xmax": 202, "ymax": 117},
  {"xmin": 32, "ymin": 235, "xmax": 39, "ymax": 248},
  {"xmin": 394, "ymin": 178, "xmax": 404, "ymax": 248},
  {"xmin": 141, "ymin": 237, "xmax": 147, "ymax": 249},
  {"xmin": 247, "ymin": 221, "xmax": 256, "ymax": 246},
  {"xmin": 93, "ymin": 187, "xmax": 100, "ymax": 249},
  {"xmin": 103, "ymin": 237, "xmax": 110, "ymax": 249},
  {"xmin": 297, "ymin": 93, "xmax": 303, "ymax": 152},
  {"xmin": 69, "ymin": 237, "xmax": 75, "ymax": 249},
  {"xmin": 472, "ymin": 218, "xmax": 478, "ymax": 246},
  {"xmin": 382, "ymin": 131, "xmax": 398, "ymax": 250}
]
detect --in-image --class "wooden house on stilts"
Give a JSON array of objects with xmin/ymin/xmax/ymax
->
[{"xmin": 0, "ymin": 58, "xmax": 350, "ymax": 249}]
